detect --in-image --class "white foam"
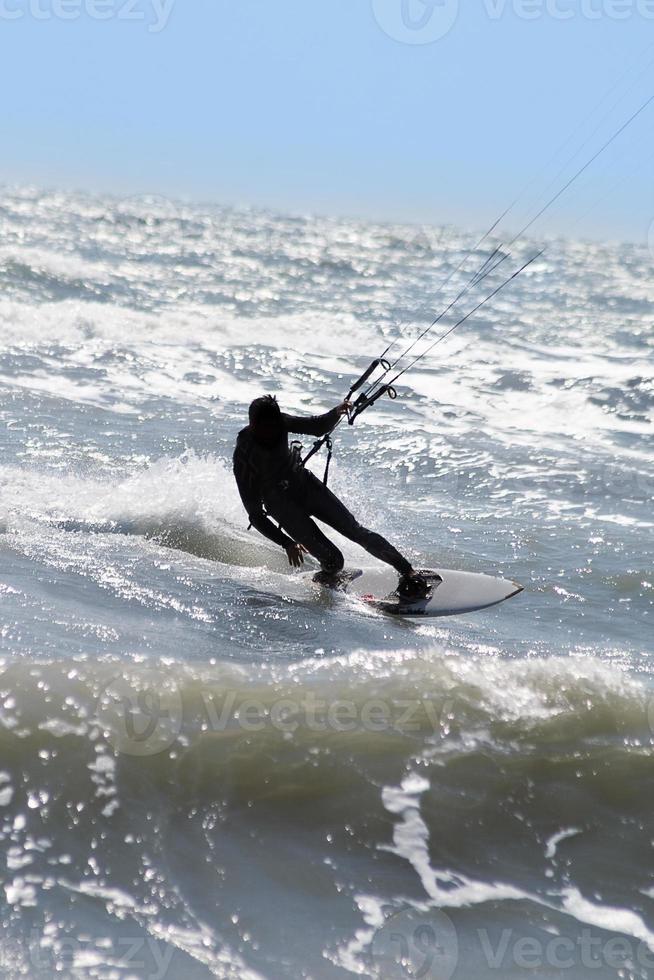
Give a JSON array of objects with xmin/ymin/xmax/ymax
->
[
  {"xmin": 0, "ymin": 451, "xmax": 245, "ymax": 538},
  {"xmin": 0, "ymin": 785, "xmax": 14, "ymax": 807},
  {"xmin": 545, "ymin": 827, "xmax": 582, "ymax": 860},
  {"xmin": 334, "ymin": 894, "xmax": 387, "ymax": 975},
  {"xmin": 561, "ymin": 887, "xmax": 654, "ymax": 952},
  {"xmin": 0, "ymin": 294, "xmax": 370, "ymax": 362},
  {"xmin": 381, "ymin": 775, "xmax": 528, "ymax": 909}
]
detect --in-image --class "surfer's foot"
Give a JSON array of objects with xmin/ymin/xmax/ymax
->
[
  {"xmin": 397, "ymin": 571, "xmax": 430, "ymax": 601},
  {"xmin": 313, "ymin": 568, "xmax": 342, "ymax": 587}
]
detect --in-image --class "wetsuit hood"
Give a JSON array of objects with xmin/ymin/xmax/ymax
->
[{"xmin": 249, "ymin": 395, "xmax": 285, "ymax": 447}]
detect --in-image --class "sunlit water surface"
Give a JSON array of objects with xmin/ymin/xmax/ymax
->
[{"xmin": 0, "ymin": 187, "xmax": 652, "ymax": 978}]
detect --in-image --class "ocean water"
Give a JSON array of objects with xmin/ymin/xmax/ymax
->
[{"xmin": 0, "ymin": 185, "xmax": 652, "ymax": 979}]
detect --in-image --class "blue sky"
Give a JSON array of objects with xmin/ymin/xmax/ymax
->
[{"xmin": 2, "ymin": 0, "xmax": 654, "ymax": 240}]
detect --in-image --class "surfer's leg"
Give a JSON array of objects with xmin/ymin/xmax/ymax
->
[
  {"xmin": 304, "ymin": 474, "xmax": 412, "ymax": 575},
  {"xmin": 265, "ymin": 496, "xmax": 345, "ymax": 572}
]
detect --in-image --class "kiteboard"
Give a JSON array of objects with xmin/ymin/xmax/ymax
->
[{"xmin": 306, "ymin": 567, "xmax": 523, "ymax": 617}]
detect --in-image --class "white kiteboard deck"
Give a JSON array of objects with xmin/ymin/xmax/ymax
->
[{"xmin": 305, "ymin": 567, "xmax": 523, "ymax": 618}]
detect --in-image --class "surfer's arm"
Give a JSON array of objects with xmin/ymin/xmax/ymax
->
[
  {"xmin": 283, "ymin": 404, "xmax": 345, "ymax": 437},
  {"xmin": 248, "ymin": 508, "xmax": 293, "ymax": 549},
  {"xmin": 233, "ymin": 461, "xmax": 293, "ymax": 549}
]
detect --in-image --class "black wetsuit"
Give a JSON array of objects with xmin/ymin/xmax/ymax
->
[{"xmin": 233, "ymin": 408, "xmax": 412, "ymax": 575}]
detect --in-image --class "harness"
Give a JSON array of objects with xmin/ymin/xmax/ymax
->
[{"xmin": 236, "ymin": 436, "xmax": 306, "ymax": 532}]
